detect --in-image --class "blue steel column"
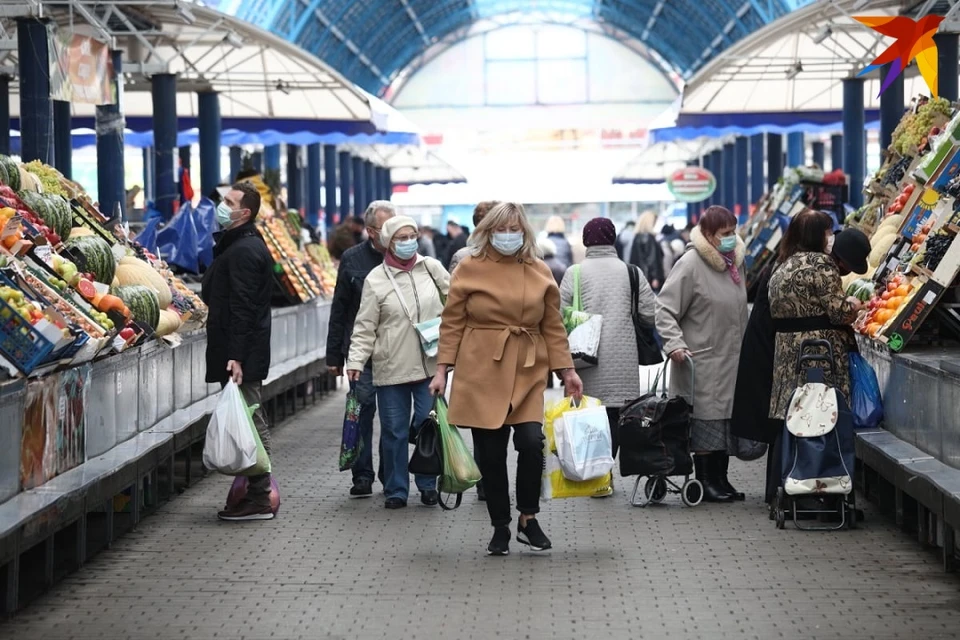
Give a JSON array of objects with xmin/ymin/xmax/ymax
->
[
  {"xmin": 0, "ymin": 76, "xmax": 9, "ymax": 155},
  {"xmin": 323, "ymin": 145, "xmax": 338, "ymax": 230},
  {"xmin": 766, "ymin": 133, "xmax": 783, "ymax": 188},
  {"xmin": 338, "ymin": 151, "xmax": 352, "ymax": 222},
  {"xmin": 197, "ymin": 91, "xmax": 221, "ymax": 198},
  {"xmin": 879, "ymin": 63, "xmax": 905, "ymax": 154},
  {"xmin": 264, "ymin": 145, "xmax": 280, "ymax": 171},
  {"xmin": 377, "ymin": 167, "xmax": 388, "ymax": 200},
  {"xmin": 143, "ymin": 148, "xmax": 154, "ymax": 203},
  {"xmin": 17, "ymin": 18, "xmax": 53, "ymax": 163},
  {"xmin": 363, "ymin": 160, "xmax": 375, "ymax": 205},
  {"xmin": 710, "ymin": 149, "xmax": 723, "ymax": 209},
  {"xmin": 53, "ymin": 101, "xmax": 72, "ymax": 179},
  {"xmin": 385, "ymin": 169, "xmax": 393, "ymax": 200},
  {"xmin": 306, "ymin": 143, "xmax": 322, "ymax": 228},
  {"xmin": 935, "ymin": 33, "xmax": 959, "ymax": 101},
  {"xmin": 179, "ymin": 146, "xmax": 191, "ymax": 170},
  {"xmin": 97, "ymin": 50, "xmax": 124, "ymax": 221},
  {"xmin": 749, "ymin": 134, "xmax": 764, "ymax": 203},
  {"xmin": 734, "ymin": 137, "xmax": 748, "ymax": 221},
  {"xmin": 228, "ymin": 146, "xmax": 242, "ymax": 182},
  {"xmin": 151, "ymin": 73, "xmax": 178, "ymax": 220},
  {"xmin": 721, "ymin": 143, "xmax": 735, "ymax": 210},
  {"xmin": 843, "ymin": 78, "xmax": 865, "ymax": 208},
  {"xmin": 811, "ymin": 141, "xmax": 825, "ymax": 168},
  {"xmin": 250, "ymin": 151, "xmax": 263, "ymax": 173},
  {"xmin": 352, "ymin": 156, "xmax": 365, "ymax": 215},
  {"xmin": 830, "ymin": 134, "xmax": 843, "ymax": 171},
  {"xmin": 787, "ymin": 132, "xmax": 804, "ymax": 167},
  {"xmin": 286, "ymin": 144, "xmax": 302, "ymax": 211}
]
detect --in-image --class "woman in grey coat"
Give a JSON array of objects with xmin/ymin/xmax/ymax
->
[
  {"xmin": 655, "ymin": 206, "xmax": 748, "ymax": 503},
  {"xmin": 560, "ymin": 218, "xmax": 656, "ymax": 457}
]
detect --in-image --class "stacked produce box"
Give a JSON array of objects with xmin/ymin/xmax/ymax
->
[
  {"xmin": 0, "ymin": 156, "xmax": 207, "ymax": 378},
  {"xmin": 741, "ymin": 165, "xmax": 849, "ymax": 290},
  {"xmin": 843, "ymin": 97, "xmax": 960, "ymax": 351},
  {"xmin": 257, "ymin": 214, "xmax": 335, "ymax": 302}
]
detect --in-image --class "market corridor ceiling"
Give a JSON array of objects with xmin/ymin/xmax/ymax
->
[{"xmin": 208, "ymin": 0, "xmax": 808, "ymax": 93}]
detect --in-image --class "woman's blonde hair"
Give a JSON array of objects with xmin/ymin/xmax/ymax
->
[
  {"xmin": 636, "ymin": 210, "xmax": 658, "ymax": 234},
  {"xmin": 544, "ymin": 215, "xmax": 566, "ymax": 234},
  {"xmin": 469, "ymin": 202, "xmax": 540, "ymax": 263}
]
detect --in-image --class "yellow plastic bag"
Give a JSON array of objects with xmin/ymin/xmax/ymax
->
[{"xmin": 542, "ymin": 394, "xmax": 613, "ymax": 499}]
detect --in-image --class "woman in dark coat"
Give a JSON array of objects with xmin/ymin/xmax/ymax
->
[{"xmin": 731, "ymin": 214, "xmax": 871, "ymax": 505}]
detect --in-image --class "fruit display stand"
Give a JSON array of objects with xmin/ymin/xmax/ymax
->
[
  {"xmin": 257, "ymin": 217, "xmax": 335, "ymax": 304},
  {"xmin": 741, "ymin": 165, "xmax": 849, "ymax": 293},
  {"xmin": 848, "ymin": 99, "xmax": 960, "ymax": 352}
]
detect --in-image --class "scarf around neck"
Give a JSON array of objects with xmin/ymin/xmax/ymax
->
[
  {"xmin": 720, "ymin": 251, "xmax": 741, "ymax": 284},
  {"xmin": 384, "ymin": 252, "xmax": 417, "ymax": 272}
]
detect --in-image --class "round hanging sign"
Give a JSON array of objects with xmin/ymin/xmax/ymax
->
[{"xmin": 667, "ymin": 167, "xmax": 716, "ymax": 203}]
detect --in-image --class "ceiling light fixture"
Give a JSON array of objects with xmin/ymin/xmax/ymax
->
[
  {"xmin": 276, "ymin": 80, "xmax": 290, "ymax": 95},
  {"xmin": 812, "ymin": 25, "xmax": 832, "ymax": 45},
  {"xmin": 224, "ymin": 31, "xmax": 243, "ymax": 49},
  {"xmin": 175, "ymin": 2, "xmax": 196, "ymax": 25},
  {"xmin": 786, "ymin": 61, "xmax": 803, "ymax": 80}
]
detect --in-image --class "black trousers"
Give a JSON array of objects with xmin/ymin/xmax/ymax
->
[{"xmin": 472, "ymin": 423, "xmax": 544, "ymax": 527}]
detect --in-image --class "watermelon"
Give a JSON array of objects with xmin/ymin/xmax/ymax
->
[
  {"xmin": 21, "ymin": 191, "xmax": 71, "ymax": 241},
  {"xmin": 0, "ymin": 156, "xmax": 19, "ymax": 191},
  {"xmin": 66, "ymin": 235, "xmax": 116, "ymax": 284},
  {"xmin": 113, "ymin": 284, "xmax": 160, "ymax": 329}
]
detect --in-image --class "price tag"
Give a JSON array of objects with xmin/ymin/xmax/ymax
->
[
  {"xmin": 34, "ymin": 244, "xmax": 52, "ymax": 264},
  {"xmin": 1, "ymin": 215, "xmax": 20, "ymax": 239},
  {"xmin": 111, "ymin": 244, "xmax": 127, "ymax": 262}
]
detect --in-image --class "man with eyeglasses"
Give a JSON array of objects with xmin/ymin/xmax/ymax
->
[{"xmin": 326, "ymin": 200, "xmax": 396, "ymax": 498}]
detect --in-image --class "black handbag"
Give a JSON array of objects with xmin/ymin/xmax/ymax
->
[
  {"xmin": 628, "ymin": 265, "xmax": 664, "ymax": 366},
  {"xmin": 408, "ymin": 412, "xmax": 442, "ymax": 476}
]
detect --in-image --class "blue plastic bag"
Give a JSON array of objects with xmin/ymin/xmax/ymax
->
[
  {"xmin": 849, "ymin": 352, "xmax": 883, "ymax": 430},
  {"xmin": 338, "ymin": 384, "xmax": 364, "ymax": 471}
]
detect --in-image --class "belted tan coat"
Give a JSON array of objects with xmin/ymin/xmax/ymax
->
[{"xmin": 437, "ymin": 251, "xmax": 574, "ymax": 430}]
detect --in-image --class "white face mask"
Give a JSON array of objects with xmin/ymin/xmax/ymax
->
[{"xmin": 825, "ymin": 234, "xmax": 835, "ymax": 254}]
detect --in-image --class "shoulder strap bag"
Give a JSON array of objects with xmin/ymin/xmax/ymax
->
[
  {"xmin": 628, "ymin": 265, "xmax": 664, "ymax": 366},
  {"xmin": 383, "ymin": 263, "xmax": 442, "ymax": 358}
]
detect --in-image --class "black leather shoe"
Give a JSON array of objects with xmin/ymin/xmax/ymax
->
[
  {"xmin": 421, "ymin": 490, "xmax": 439, "ymax": 506},
  {"xmin": 385, "ymin": 498, "xmax": 407, "ymax": 509},
  {"xmin": 694, "ymin": 455, "xmax": 733, "ymax": 503},
  {"xmin": 715, "ymin": 453, "xmax": 745, "ymax": 501}
]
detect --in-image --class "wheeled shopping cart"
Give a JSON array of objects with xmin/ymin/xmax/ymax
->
[
  {"xmin": 773, "ymin": 339, "xmax": 858, "ymax": 530},
  {"xmin": 618, "ymin": 357, "xmax": 702, "ymax": 507}
]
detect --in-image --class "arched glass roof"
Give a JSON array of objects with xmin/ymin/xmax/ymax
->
[{"xmin": 205, "ymin": 0, "xmax": 809, "ymax": 94}]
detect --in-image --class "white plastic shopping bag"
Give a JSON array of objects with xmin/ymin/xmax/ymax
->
[
  {"xmin": 554, "ymin": 402, "xmax": 614, "ymax": 482},
  {"xmin": 567, "ymin": 314, "xmax": 602, "ymax": 369},
  {"xmin": 203, "ymin": 381, "xmax": 258, "ymax": 474}
]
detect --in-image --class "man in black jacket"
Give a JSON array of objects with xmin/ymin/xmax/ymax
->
[
  {"xmin": 326, "ymin": 200, "xmax": 396, "ymax": 498},
  {"xmin": 201, "ymin": 182, "xmax": 275, "ymax": 521}
]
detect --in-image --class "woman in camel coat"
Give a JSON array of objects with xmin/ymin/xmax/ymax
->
[{"xmin": 430, "ymin": 202, "xmax": 582, "ymax": 557}]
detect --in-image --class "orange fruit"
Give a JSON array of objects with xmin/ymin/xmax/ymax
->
[
  {"xmin": 875, "ymin": 310, "xmax": 892, "ymax": 324},
  {"xmin": 867, "ymin": 322, "xmax": 882, "ymax": 336},
  {"xmin": 894, "ymin": 285, "xmax": 912, "ymax": 297}
]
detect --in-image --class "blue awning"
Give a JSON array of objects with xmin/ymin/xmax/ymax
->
[{"xmin": 651, "ymin": 117, "xmax": 881, "ymax": 144}]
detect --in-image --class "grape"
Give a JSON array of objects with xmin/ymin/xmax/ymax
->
[{"xmin": 923, "ymin": 233, "xmax": 953, "ymax": 270}]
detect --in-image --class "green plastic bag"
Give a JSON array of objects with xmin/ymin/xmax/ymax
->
[
  {"xmin": 241, "ymin": 400, "xmax": 272, "ymax": 476},
  {"xmin": 435, "ymin": 398, "xmax": 481, "ymax": 497},
  {"xmin": 561, "ymin": 265, "xmax": 592, "ymax": 334}
]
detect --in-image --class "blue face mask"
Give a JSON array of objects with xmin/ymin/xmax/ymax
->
[
  {"xmin": 718, "ymin": 234, "xmax": 737, "ymax": 253},
  {"xmin": 393, "ymin": 239, "xmax": 419, "ymax": 260},
  {"xmin": 492, "ymin": 232, "xmax": 524, "ymax": 256},
  {"xmin": 216, "ymin": 202, "xmax": 236, "ymax": 228}
]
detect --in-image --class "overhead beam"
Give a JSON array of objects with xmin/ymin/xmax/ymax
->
[{"xmin": 399, "ymin": 0, "xmax": 431, "ymax": 47}]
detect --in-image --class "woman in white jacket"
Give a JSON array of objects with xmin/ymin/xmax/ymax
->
[{"xmin": 347, "ymin": 216, "xmax": 451, "ymax": 509}]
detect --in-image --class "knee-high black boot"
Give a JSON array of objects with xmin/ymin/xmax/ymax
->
[
  {"xmin": 694, "ymin": 454, "xmax": 733, "ymax": 502},
  {"xmin": 715, "ymin": 452, "xmax": 745, "ymax": 501}
]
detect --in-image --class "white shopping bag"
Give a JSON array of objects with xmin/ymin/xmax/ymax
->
[
  {"xmin": 553, "ymin": 403, "xmax": 614, "ymax": 482},
  {"xmin": 202, "ymin": 381, "xmax": 258, "ymax": 474},
  {"xmin": 568, "ymin": 314, "xmax": 602, "ymax": 369}
]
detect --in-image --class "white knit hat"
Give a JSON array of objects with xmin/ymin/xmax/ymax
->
[{"xmin": 380, "ymin": 215, "xmax": 418, "ymax": 246}]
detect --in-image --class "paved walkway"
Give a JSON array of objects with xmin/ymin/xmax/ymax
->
[{"xmin": 3, "ymin": 384, "xmax": 959, "ymax": 640}]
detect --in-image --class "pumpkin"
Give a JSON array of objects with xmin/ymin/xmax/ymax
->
[{"xmin": 115, "ymin": 256, "xmax": 173, "ymax": 308}]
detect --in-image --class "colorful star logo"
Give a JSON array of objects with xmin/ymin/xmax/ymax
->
[{"xmin": 855, "ymin": 14, "xmax": 945, "ymax": 97}]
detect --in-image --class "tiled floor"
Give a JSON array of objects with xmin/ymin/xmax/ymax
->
[{"xmin": 3, "ymin": 385, "xmax": 959, "ymax": 640}]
